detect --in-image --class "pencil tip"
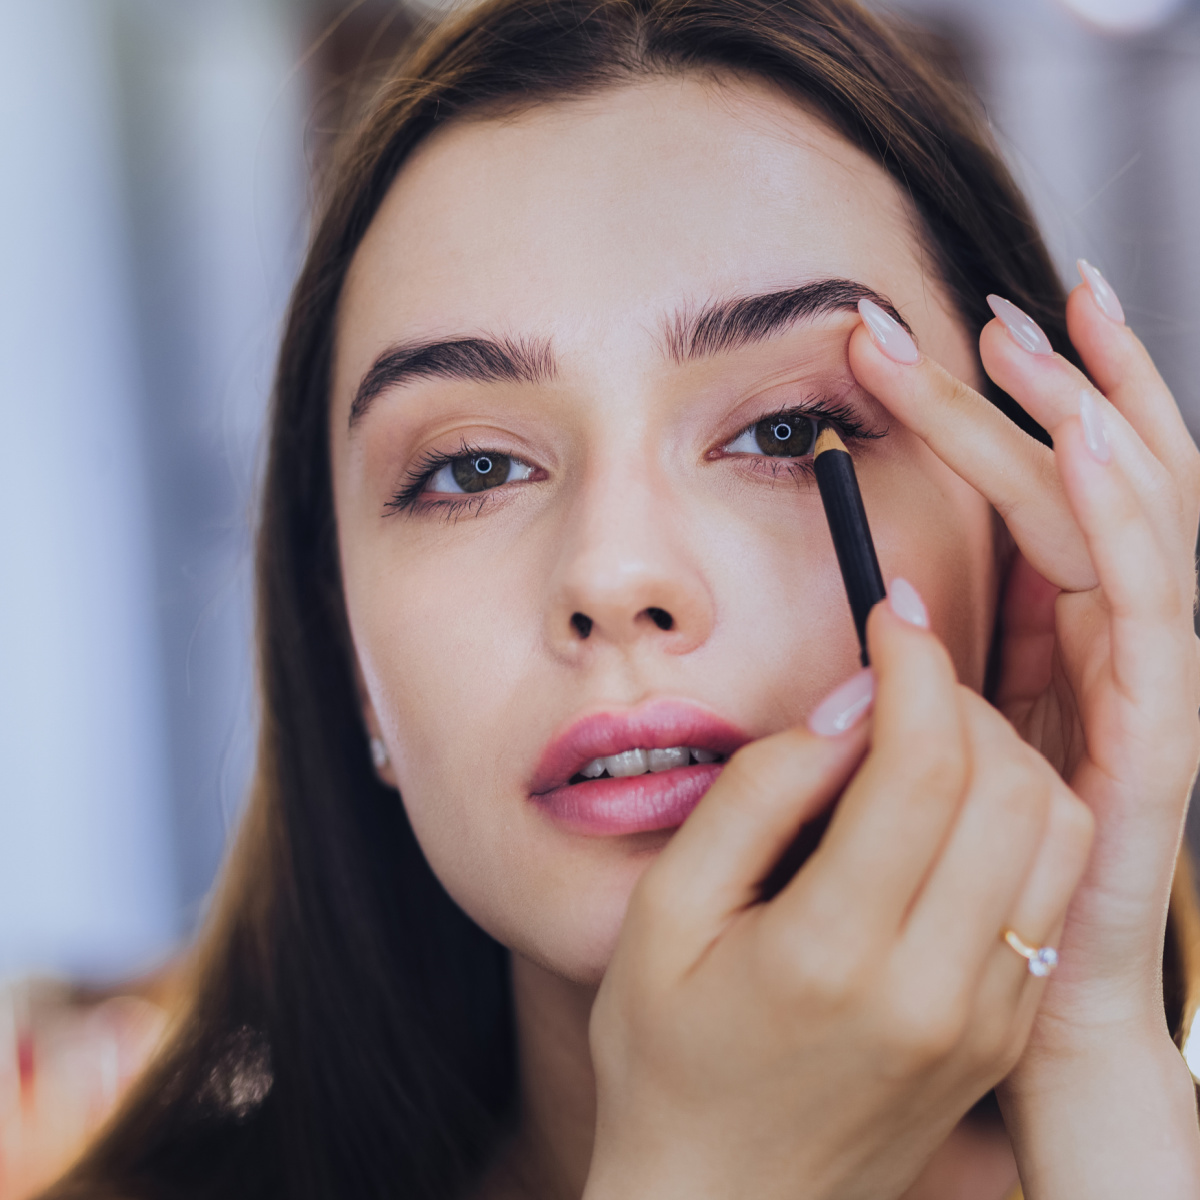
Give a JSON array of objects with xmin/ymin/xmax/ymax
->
[{"xmin": 815, "ymin": 424, "xmax": 846, "ymax": 456}]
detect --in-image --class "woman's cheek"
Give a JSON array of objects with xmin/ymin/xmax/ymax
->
[
  {"xmin": 864, "ymin": 449, "xmax": 996, "ymax": 689},
  {"xmin": 347, "ymin": 537, "xmax": 627, "ymax": 980},
  {"xmin": 361, "ymin": 546, "xmax": 539, "ymax": 806}
]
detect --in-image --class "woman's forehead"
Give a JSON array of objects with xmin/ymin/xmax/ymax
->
[{"xmin": 334, "ymin": 74, "xmax": 939, "ymax": 404}]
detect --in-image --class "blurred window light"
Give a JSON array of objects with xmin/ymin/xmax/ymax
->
[
  {"xmin": 1057, "ymin": 0, "xmax": 1189, "ymax": 33},
  {"xmin": 1183, "ymin": 1008, "xmax": 1200, "ymax": 1081}
]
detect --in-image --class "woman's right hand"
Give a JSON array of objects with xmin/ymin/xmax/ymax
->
[{"xmin": 583, "ymin": 590, "xmax": 1094, "ymax": 1200}]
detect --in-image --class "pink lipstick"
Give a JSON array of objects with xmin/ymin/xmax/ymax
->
[{"xmin": 530, "ymin": 699, "xmax": 749, "ymax": 836}]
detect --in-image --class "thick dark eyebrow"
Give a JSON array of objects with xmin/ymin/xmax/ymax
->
[
  {"xmin": 663, "ymin": 278, "xmax": 910, "ymax": 362},
  {"xmin": 349, "ymin": 279, "xmax": 908, "ymax": 430},
  {"xmin": 348, "ymin": 336, "xmax": 555, "ymax": 428}
]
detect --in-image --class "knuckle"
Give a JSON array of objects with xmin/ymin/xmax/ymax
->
[
  {"xmin": 884, "ymin": 990, "xmax": 969, "ymax": 1067},
  {"xmin": 768, "ymin": 918, "xmax": 872, "ymax": 1009},
  {"xmin": 899, "ymin": 735, "xmax": 966, "ymax": 800},
  {"xmin": 990, "ymin": 760, "xmax": 1050, "ymax": 824}
]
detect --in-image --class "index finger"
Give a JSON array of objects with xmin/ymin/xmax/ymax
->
[
  {"xmin": 774, "ymin": 589, "xmax": 968, "ymax": 939},
  {"xmin": 847, "ymin": 317, "xmax": 1097, "ymax": 591}
]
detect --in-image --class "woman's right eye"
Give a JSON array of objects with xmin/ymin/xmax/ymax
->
[{"xmin": 425, "ymin": 452, "xmax": 534, "ymax": 495}]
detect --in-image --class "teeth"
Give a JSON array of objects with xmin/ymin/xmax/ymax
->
[
  {"xmin": 576, "ymin": 745, "xmax": 721, "ymax": 780},
  {"xmin": 604, "ymin": 748, "xmax": 649, "ymax": 777},
  {"xmin": 648, "ymin": 747, "xmax": 689, "ymax": 773}
]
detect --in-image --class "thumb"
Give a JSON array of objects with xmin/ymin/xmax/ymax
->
[{"xmin": 632, "ymin": 685, "xmax": 871, "ymax": 975}]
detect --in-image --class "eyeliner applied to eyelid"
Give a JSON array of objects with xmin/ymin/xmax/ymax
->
[{"xmin": 347, "ymin": 278, "xmax": 909, "ymax": 431}]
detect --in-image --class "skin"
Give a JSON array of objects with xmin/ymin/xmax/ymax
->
[{"xmin": 331, "ymin": 75, "xmax": 1200, "ymax": 1199}]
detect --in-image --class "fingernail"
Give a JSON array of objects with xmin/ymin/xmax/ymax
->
[
  {"xmin": 858, "ymin": 297, "xmax": 920, "ymax": 365},
  {"xmin": 1077, "ymin": 259, "xmax": 1125, "ymax": 325},
  {"xmin": 1079, "ymin": 389, "xmax": 1110, "ymax": 463},
  {"xmin": 987, "ymin": 295, "xmax": 1054, "ymax": 356},
  {"xmin": 808, "ymin": 668, "xmax": 876, "ymax": 737},
  {"xmin": 888, "ymin": 577, "xmax": 929, "ymax": 628}
]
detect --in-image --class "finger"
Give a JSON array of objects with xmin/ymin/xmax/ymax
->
[
  {"xmin": 994, "ymin": 917, "xmax": 1067, "ymax": 1071},
  {"xmin": 992, "ymin": 782, "xmax": 1093, "ymax": 1012},
  {"xmin": 899, "ymin": 691, "xmax": 1053, "ymax": 991},
  {"xmin": 640, "ymin": 715, "xmax": 868, "ymax": 964},
  {"xmin": 979, "ymin": 316, "xmax": 1185, "ymax": 545},
  {"xmin": 781, "ymin": 584, "xmax": 967, "ymax": 938},
  {"xmin": 1068, "ymin": 269, "xmax": 1200, "ymax": 494},
  {"xmin": 1054, "ymin": 403, "xmax": 1193, "ymax": 704},
  {"xmin": 847, "ymin": 321, "xmax": 1096, "ymax": 591}
]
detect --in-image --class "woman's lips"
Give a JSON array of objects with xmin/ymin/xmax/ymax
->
[{"xmin": 530, "ymin": 700, "xmax": 750, "ymax": 836}]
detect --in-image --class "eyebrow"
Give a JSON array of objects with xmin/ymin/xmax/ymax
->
[
  {"xmin": 662, "ymin": 278, "xmax": 909, "ymax": 362},
  {"xmin": 348, "ymin": 336, "xmax": 555, "ymax": 427},
  {"xmin": 348, "ymin": 278, "xmax": 908, "ymax": 429}
]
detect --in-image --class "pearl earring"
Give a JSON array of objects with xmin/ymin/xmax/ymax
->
[{"xmin": 369, "ymin": 736, "xmax": 389, "ymax": 769}]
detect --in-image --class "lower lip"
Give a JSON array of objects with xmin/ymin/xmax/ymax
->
[{"xmin": 532, "ymin": 762, "xmax": 724, "ymax": 836}]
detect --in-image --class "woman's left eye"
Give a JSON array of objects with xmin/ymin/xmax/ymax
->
[
  {"xmin": 722, "ymin": 413, "xmax": 818, "ymax": 458},
  {"xmin": 426, "ymin": 452, "xmax": 534, "ymax": 495}
]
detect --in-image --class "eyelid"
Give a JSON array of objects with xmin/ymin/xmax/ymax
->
[{"xmin": 718, "ymin": 397, "xmax": 885, "ymax": 456}]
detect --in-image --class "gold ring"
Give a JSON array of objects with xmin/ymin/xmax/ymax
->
[{"xmin": 1003, "ymin": 929, "xmax": 1059, "ymax": 977}]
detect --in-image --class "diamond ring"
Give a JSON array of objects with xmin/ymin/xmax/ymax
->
[{"xmin": 1004, "ymin": 929, "xmax": 1059, "ymax": 977}]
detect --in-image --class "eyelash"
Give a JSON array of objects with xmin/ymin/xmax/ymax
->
[
  {"xmin": 383, "ymin": 440, "xmax": 499, "ymax": 519},
  {"xmin": 383, "ymin": 399, "xmax": 884, "ymax": 517},
  {"xmin": 716, "ymin": 399, "xmax": 884, "ymax": 483}
]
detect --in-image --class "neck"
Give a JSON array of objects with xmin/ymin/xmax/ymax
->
[
  {"xmin": 487, "ymin": 953, "xmax": 599, "ymax": 1199},
  {"xmin": 482, "ymin": 954, "xmax": 1019, "ymax": 1200}
]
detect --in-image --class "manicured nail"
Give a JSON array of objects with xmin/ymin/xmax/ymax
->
[
  {"xmin": 858, "ymin": 297, "xmax": 920, "ymax": 365},
  {"xmin": 987, "ymin": 295, "xmax": 1054, "ymax": 356},
  {"xmin": 1079, "ymin": 390, "xmax": 1110, "ymax": 463},
  {"xmin": 808, "ymin": 668, "xmax": 875, "ymax": 737},
  {"xmin": 888, "ymin": 577, "xmax": 929, "ymax": 628},
  {"xmin": 1077, "ymin": 259, "xmax": 1125, "ymax": 325}
]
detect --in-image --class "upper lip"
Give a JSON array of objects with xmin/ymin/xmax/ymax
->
[{"xmin": 529, "ymin": 698, "xmax": 750, "ymax": 795}]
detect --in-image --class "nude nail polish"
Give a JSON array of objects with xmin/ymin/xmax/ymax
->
[
  {"xmin": 858, "ymin": 297, "xmax": 920, "ymax": 365},
  {"xmin": 888, "ymin": 577, "xmax": 929, "ymax": 628},
  {"xmin": 808, "ymin": 668, "xmax": 876, "ymax": 737},
  {"xmin": 987, "ymin": 295, "xmax": 1054, "ymax": 356},
  {"xmin": 1079, "ymin": 390, "xmax": 1111, "ymax": 463},
  {"xmin": 1077, "ymin": 259, "xmax": 1125, "ymax": 325}
]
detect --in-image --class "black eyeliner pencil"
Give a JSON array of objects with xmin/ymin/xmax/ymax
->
[{"xmin": 813, "ymin": 424, "xmax": 887, "ymax": 667}]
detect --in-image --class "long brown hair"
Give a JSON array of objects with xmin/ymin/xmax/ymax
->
[{"xmin": 49, "ymin": 1, "xmax": 1200, "ymax": 1196}]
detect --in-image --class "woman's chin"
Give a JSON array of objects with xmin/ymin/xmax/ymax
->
[{"xmin": 508, "ymin": 835, "xmax": 673, "ymax": 988}]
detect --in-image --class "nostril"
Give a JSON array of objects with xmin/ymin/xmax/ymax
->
[
  {"xmin": 645, "ymin": 607, "xmax": 674, "ymax": 631},
  {"xmin": 571, "ymin": 612, "xmax": 594, "ymax": 639}
]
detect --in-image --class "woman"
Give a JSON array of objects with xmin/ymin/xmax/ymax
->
[{"xmin": 49, "ymin": 1, "xmax": 1200, "ymax": 1197}]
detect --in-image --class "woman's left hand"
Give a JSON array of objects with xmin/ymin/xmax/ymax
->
[{"xmin": 849, "ymin": 271, "xmax": 1200, "ymax": 1197}]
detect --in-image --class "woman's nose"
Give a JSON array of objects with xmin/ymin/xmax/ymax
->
[{"xmin": 545, "ymin": 471, "xmax": 715, "ymax": 658}]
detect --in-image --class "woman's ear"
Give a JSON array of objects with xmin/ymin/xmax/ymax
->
[{"xmin": 351, "ymin": 654, "xmax": 397, "ymax": 789}]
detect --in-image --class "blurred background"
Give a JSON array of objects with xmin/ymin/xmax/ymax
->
[{"xmin": 0, "ymin": 0, "xmax": 1198, "ymax": 1189}]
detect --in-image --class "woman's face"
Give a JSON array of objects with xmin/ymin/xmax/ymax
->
[{"xmin": 332, "ymin": 76, "xmax": 996, "ymax": 985}]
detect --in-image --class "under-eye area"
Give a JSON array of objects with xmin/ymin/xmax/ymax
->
[{"xmin": 567, "ymin": 746, "xmax": 726, "ymax": 784}]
